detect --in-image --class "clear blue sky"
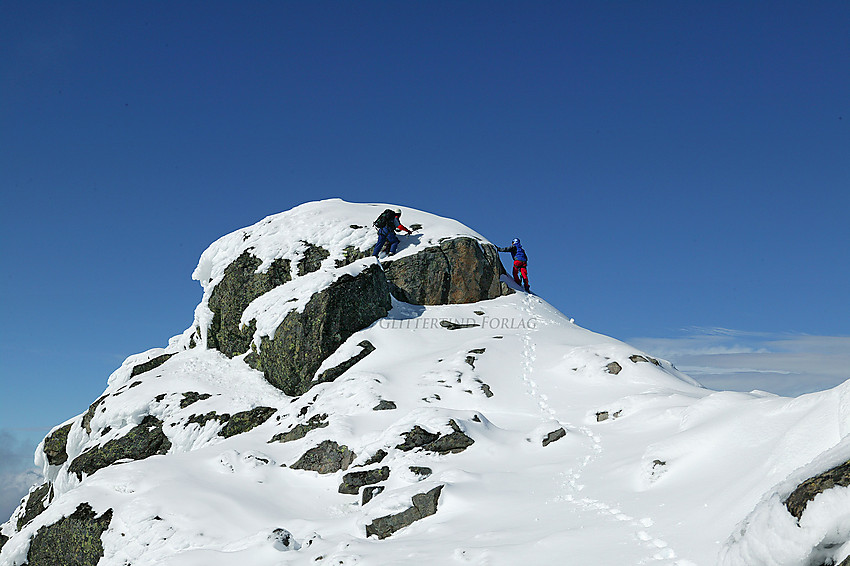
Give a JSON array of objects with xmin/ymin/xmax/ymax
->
[{"xmin": 1, "ymin": 1, "xmax": 848, "ymax": 511}]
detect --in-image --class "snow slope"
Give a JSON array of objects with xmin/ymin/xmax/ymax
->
[{"xmin": 2, "ymin": 200, "xmax": 849, "ymax": 566}]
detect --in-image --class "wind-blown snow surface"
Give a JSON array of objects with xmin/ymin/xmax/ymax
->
[{"xmin": 3, "ymin": 200, "xmax": 850, "ymax": 565}]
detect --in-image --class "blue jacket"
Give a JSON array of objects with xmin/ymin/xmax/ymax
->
[{"xmin": 498, "ymin": 243, "xmax": 527, "ymax": 262}]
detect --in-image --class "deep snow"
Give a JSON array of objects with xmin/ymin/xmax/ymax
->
[{"xmin": 2, "ymin": 200, "xmax": 849, "ymax": 566}]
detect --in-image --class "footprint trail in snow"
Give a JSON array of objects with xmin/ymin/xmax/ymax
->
[{"xmin": 518, "ymin": 294, "xmax": 694, "ymax": 566}]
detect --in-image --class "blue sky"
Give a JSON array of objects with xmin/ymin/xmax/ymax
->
[{"xmin": 1, "ymin": 1, "xmax": 848, "ymax": 518}]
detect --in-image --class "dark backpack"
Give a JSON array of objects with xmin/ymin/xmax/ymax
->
[{"xmin": 373, "ymin": 209, "xmax": 395, "ymax": 230}]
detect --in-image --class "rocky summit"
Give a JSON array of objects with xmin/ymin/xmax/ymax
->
[{"xmin": 2, "ymin": 199, "xmax": 850, "ymax": 566}]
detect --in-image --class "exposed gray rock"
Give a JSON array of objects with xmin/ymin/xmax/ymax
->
[
  {"xmin": 596, "ymin": 411, "xmax": 609, "ymax": 422},
  {"xmin": 43, "ymin": 423, "xmax": 72, "ymax": 466},
  {"xmin": 186, "ymin": 411, "xmax": 225, "ymax": 428},
  {"xmin": 479, "ymin": 382, "xmax": 494, "ymax": 398},
  {"xmin": 130, "ymin": 353, "xmax": 175, "ymax": 377},
  {"xmin": 542, "ymin": 427, "xmax": 567, "ymax": 447},
  {"xmin": 396, "ymin": 426, "xmax": 440, "ymax": 451},
  {"xmin": 338, "ymin": 466, "xmax": 390, "ymax": 495},
  {"xmin": 382, "ymin": 237, "xmax": 506, "ymax": 305},
  {"xmin": 425, "ymin": 425, "xmax": 475, "ymax": 455},
  {"xmin": 269, "ymin": 414, "xmax": 328, "ymax": 443},
  {"xmin": 297, "ymin": 242, "xmax": 330, "ymax": 276},
  {"xmin": 17, "ymin": 483, "xmax": 52, "ymax": 530},
  {"xmin": 81, "ymin": 396, "xmax": 107, "ymax": 434},
  {"xmin": 439, "ymin": 320, "xmax": 480, "ymax": 330},
  {"xmin": 785, "ymin": 459, "xmax": 850, "ymax": 521},
  {"xmin": 207, "ymin": 250, "xmax": 292, "ymax": 357},
  {"xmin": 269, "ymin": 528, "xmax": 299, "ymax": 551},
  {"xmin": 180, "ymin": 391, "xmax": 212, "ymax": 409},
  {"xmin": 26, "ymin": 503, "xmax": 112, "ymax": 566},
  {"xmin": 291, "ymin": 440, "xmax": 356, "ymax": 474},
  {"xmin": 409, "ymin": 466, "xmax": 432, "ymax": 479},
  {"xmin": 334, "ymin": 245, "xmax": 371, "ymax": 268},
  {"xmin": 630, "ymin": 354, "xmax": 661, "ymax": 366},
  {"xmin": 362, "ymin": 485, "xmax": 385, "ymax": 505},
  {"xmin": 69, "ymin": 415, "xmax": 171, "ymax": 480},
  {"xmin": 372, "ymin": 400, "xmax": 397, "ymax": 411},
  {"xmin": 396, "ymin": 421, "xmax": 474, "ymax": 455},
  {"xmin": 219, "ymin": 406, "xmax": 277, "ymax": 438},
  {"xmin": 365, "ymin": 485, "xmax": 444, "ymax": 539},
  {"xmin": 383, "ymin": 246, "xmax": 449, "ymax": 304},
  {"xmin": 363, "ymin": 449, "xmax": 388, "ymax": 465},
  {"xmin": 0, "ymin": 533, "xmax": 7, "ymax": 552},
  {"xmin": 315, "ymin": 340, "xmax": 376, "ymax": 385},
  {"xmin": 606, "ymin": 361, "xmax": 622, "ymax": 375},
  {"xmin": 246, "ymin": 264, "xmax": 391, "ymax": 396}
]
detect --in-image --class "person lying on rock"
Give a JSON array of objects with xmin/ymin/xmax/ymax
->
[
  {"xmin": 497, "ymin": 238, "xmax": 530, "ymax": 292},
  {"xmin": 373, "ymin": 208, "xmax": 413, "ymax": 258}
]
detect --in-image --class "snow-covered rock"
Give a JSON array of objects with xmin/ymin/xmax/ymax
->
[{"xmin": 2, "ymin": 199, "xmax": 850, "ymax": 566}]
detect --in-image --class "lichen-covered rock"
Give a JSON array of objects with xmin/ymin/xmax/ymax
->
[
  {"xmin": 17, "ymin": 483, "xmax": 52, "ymax": 530},
  {"xmin": 409, "ymin": 466, "xmax": 432, "ymax": 479},
  {"xmin": 338, "ymin": 466, "xmax": 390, "ymax": 494},
  {"xmin": 785, "ymin": 458, "xmax": 850, "ymax": 520},
  {"xmin": 365, "ymin": 485, "xmax": 444, "ymax": 539},
  {"xmin": 315, "ymin": 340, "xmax": 376, "ymax": 384},
  {"xmin": 207, "ymin": 250, "xmax": 292, "ymax": 357},
  {"xmin": 219, "ymin": 406, "xmax": 277, "ymax": 438},
  {"xmin": 396, "ymin": 421, "xmax": 474, "ymax": 454},
  {"xmin": 383, "ymin": 237, "xmax": 506, "ymax": 305},
  {"xmin": 362, "ymin": 485, "xmax": 385, "ymax": 505},
  {"xmin": 396, "ymin": 426, "xmax": 440, "ymax": 451},
  {"xmin": 43, "ymin": 423, "xmax": 72, "ymax": 466},
  {"xmin": 297, "ymin": 242, "xmax": 330, "ymax": 276},
  {"xmin": 69, "ymin": 415, "xmax": 171, "ymax": 480},
  {"xmin": 81, "ymin": 396, "xmax": 107, "ymax": 435},
  {"xmin": 246, "ymin": 264, "xmax": 391, "ymax": 396},
  {"xmin": 269, "ymin": 414, "xmax": 328, "ymax": 443},
  {"xmin": 186, "ymin": 411, "xmax": 225, "ymax": 428},
  {"xmin": 130, "ymin": 352, "xmax": 175, "ymax": 377},
  {"xmin": 25, "ymin": 503, "xmax": 112, "ymax": 566},
  {"xmin": 424, "ymin": 428, "xmax": 475, "ymax": 455},
  {"xmin": 290, "ymin": 440, "xmax": 356, "ymax": 474},
  {"xmin": 180, "ymin": 391, "xmax": 212, "ymax": 408},
  {"xmin": 334, "ymin": 245, "xmax": 370, "ymax": 268},
  {"xmin": 363, "ymin": 449, "xmax": 388, "ymax": 465}
]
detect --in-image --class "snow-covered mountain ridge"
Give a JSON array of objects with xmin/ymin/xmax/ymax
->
[{"xmin": 2, "ymin": 199, "xmax": 850, "ymax": 566}]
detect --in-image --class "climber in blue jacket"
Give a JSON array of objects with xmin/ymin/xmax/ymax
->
[
  {"xmin": 373, "ymin": 208, "xmax": 413, "ymax": 257},
  {"xmin": 497, "ymin": 238, "xmax": 530, "ymax": 292}
]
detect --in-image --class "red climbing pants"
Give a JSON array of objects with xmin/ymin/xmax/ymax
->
[{"xmin": 513, "ymin": 260, "xmax": 529, "ymax": 289}]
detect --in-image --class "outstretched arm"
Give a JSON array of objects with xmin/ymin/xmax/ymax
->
[{"xmin": 394, "ymin": 217, "xmax": 413, "ymax": 235}]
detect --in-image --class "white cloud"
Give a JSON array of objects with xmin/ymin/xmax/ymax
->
[
  {"xmin": 0, "ymin": 430, "xmax": 43, "ymax": 522},
  {"xmin": 629, "ymin": 329, "xmax": 850, "ymax": 397}
]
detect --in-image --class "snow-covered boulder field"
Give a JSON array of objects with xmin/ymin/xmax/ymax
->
[{"xmin": 2, "ymin": 199, "xmax": 850, "ymax": 566}]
